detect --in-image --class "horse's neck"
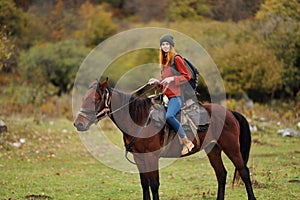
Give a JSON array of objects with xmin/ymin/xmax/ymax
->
[
  {"xmin": 109, "ymin": 89, "xmax": 151, "ymax": 133},
  {"xmin": 108, "ymin": 90, "xmax": 130, "ymax": 133}
]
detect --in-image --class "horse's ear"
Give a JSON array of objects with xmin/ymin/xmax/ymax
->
[{"xmin": 100, "ymin": 77, "xmax": 109, "ymax": 89}]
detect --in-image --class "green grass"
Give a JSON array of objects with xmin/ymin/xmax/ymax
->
[{"xmin": 0, "ymin": 115, "xmax": 299, "ymax": 200}]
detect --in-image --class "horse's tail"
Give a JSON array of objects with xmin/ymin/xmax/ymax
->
[{"xmin": 231, "ymin": 111, "xmax": 252, "ymax": 185}]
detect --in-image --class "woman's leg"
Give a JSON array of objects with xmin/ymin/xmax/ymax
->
[
  {"xmin": 165, "ymin": 97, "xmax": 186, "ymax": 138},
  {"xmin": 166, "ymin": 97, "xmax": 194, "ymax": 154}
]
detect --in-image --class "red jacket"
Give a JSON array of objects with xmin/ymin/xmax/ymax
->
[{"xmin": 161, "ymin": 55, "xmax": 191, "ymax": 98}]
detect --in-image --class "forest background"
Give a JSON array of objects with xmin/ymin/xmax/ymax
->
[{"xmin": 0, "ymin": 0, "xmax": 300, "ymax": 119}]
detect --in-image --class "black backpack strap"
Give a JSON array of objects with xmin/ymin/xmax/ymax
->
[
  {"xmin": 170, "ymin": 54, "xmax": 182, "ymax": 75},
  {"xmin": 170, "ymin": 54, "xmax": 180, "ymax": 69}
]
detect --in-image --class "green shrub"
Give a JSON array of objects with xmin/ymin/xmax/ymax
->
[
  {"xmin": 18, "ymin": 40, "xmax": 91, "ymax": 96},
  {"xmin": 212, "ymin": 41, "xmax": 284, "ymax": 99},
  {"xmin": 255, "ymin": 0, "xmax": 300, "ymax": 97}
]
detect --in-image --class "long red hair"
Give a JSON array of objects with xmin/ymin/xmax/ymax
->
[{"xmin": 159, "ymin": 46, "xmax": 176, "ymax": 69}]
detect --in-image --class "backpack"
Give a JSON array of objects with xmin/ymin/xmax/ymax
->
[{"xmin": 170, "ymin": 54, "xmax": 199, "ymax": 100}]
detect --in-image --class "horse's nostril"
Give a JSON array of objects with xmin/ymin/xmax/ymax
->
[{"xmin": 74, "ymin": 122, "xmax": 85, "ymax": 130}]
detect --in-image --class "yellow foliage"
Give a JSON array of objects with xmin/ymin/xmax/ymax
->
[
  {"xmin": 256, "ymin": 0, "xmax": 300, "ymax": 21},
  {"xmin": 0, "ymin": 31, "xmax": 15, "ymax": 71},
  {"xmin": 48, "ymin": 0, "xmax": 65, "ymax": 41},
  {"xmin": 74, "ymin": 2, "xmax": 117, "ymax": 46}
]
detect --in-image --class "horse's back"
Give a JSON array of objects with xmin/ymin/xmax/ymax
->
[{"xmin": 202, "ymin": 103, "xmax": 240, "ymax": 140}]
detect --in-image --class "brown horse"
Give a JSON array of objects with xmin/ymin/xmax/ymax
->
[{"xmin": 73, "ymin": 79, "xmax": 256, "ymax": 200}]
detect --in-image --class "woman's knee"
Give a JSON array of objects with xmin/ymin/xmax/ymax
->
[{"xmin": 166, "ymin": 113, "xmax": 175, "ymax": 122}]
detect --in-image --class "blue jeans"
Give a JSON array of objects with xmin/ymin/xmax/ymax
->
[{"xmin": 166, "ymin": 97, "xmax": 186, "ymax": 138}]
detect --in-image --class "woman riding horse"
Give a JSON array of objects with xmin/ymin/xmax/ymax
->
[{"xmin": 73, "ymin": 78, "xmax": 256, "ymax": 200}]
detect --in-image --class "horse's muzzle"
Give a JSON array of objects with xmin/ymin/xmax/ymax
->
[{"xmin": 74, "ymin": 122, "xmax": 88, "ymax": 132}]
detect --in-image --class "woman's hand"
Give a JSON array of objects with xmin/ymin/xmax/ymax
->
[
  {"xmin": 148, "ymin": 78, "xmax": 160, "ymax": 85},
  {"xmin": 161, "ymin": 77, "xmax": 174, "ymax": 84}
]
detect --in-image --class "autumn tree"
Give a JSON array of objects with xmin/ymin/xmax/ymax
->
[
  {"xmin": 13, "ymin": 0, "xmax": 33, "ymax": 11},
  {"xmin": 75, "ymin": 2, "xmax": 117, "ymax": 46},
  {"xmin": 48, "ymin": 0, "xmax": 66, "ymax": 41},
  {"xmin": 0, "ymin": 0, "xmax": 28, "ymax": 72},
  {"xmin": 99, "ymin": 0, "xmax": 124, "ymax": 8},
  {"xmin": 207, "ymin": 0, "xmax": 263, "ymax": 21},
  {"xmin": 0, "ymin": 0, "xmax": 28, "ymax": 37},
  {"xmin": 121, "ymin": 0, "xmax": 262, "ymax": 22},
  {"xmin": 0, "ymin": 31, "xmax": 15, "ymax": 72},
  {"xmin": 168, "ymin": 0, "xmax": 211, "ymax": 21},
  {"xmin": 123, "ymin": 0, "xmax": 167, "ymax": 22}
]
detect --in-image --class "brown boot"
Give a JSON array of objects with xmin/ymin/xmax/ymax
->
[{"xmin": 181, "ymin": 136, "xmax": 194, "ymax": 155}]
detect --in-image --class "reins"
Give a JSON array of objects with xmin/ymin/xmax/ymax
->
[
  {"xmin": 82, "ymin": 81, "xmax": 168, "ymax": 165},
  {"xmin": 130, "ymin": 83, "xmax": 149, "ymax": 95},
  {"xmin": 96, "ymin": 82, "xmax": 163, "ymax": 121}
]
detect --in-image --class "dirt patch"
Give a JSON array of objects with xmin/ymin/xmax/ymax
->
[
  {"xmin": 288, "ymin": 180, "xmax": 300, "ymax": 183},
  {"xmin": 25, "ymin": 194, "xmax": 52, "ymax": 200}
]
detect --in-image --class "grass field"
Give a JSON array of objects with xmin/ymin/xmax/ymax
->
[{"xmin": 0, "ymin": 112, "xmax": 299, "ymax": 200}]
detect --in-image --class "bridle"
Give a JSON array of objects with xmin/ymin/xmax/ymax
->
[
  {"xmin": 78, "ymin": 82, "xmax": 169, "ymax": 125},
  {"xmin": 78, "ymin": 84, "xmax": 111, "ymax": 126}
]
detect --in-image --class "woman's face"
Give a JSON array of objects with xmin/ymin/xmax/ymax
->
[{"xmin": 161, "ymin": 42, "xmax": 171, "ymax": 53}]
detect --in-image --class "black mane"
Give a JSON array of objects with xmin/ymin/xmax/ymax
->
[{"xmin": 111, "ymin": 88, "xmax": 152, "ymax": 124}]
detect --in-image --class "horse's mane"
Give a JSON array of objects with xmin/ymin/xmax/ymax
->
[{"xmin": 111, "ymin": 88, "xmax": 152, "ymax": 124}]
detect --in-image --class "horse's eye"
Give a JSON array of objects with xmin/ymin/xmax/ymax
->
[
  {"xmin": 93, "ymin": 98, "xmax": 101, "ymax": 104},
  {"xmin": 89, "ymin": 99, "xmax": 96, "ymax": 104}
]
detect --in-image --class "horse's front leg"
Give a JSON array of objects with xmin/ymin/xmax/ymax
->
[
  {"xmin": 135, "ymin": 153, "xmax": 160, "ymax": 200},
  {"xmin": 138, "ymin": 171, "xmax": 160, "ymax": 200},
  {"xmin": 135, "ymin": 154, "xmax": 151, "ymax": 200},
  {"xmin": 139, "ymin": 172, "xmax": 151, "ymax": 200},
  {"xmin": 145, "ymin": 154, "xmax": 160, "ymax": 200},
  {"xmin": 149, "ymin": 170, "xmax": 160, "ymax": 200},
  {"xmin": 140, "ymin": 171, "xmax": 159, "ymax": 200}
]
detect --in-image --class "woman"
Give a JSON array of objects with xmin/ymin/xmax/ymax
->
[{"xmin": 149, "ymin": 34, "xmax": 194, "ymax": 155}]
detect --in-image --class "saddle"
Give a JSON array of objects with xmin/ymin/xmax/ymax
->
[
  {"xmin": 151, "ymin": 98, "xmax": 210, "ymax": 130},
  {"xmin": 150, "ymin": 97, "xmax": 210, "ymax": 157}
]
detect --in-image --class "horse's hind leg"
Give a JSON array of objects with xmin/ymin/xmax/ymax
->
[
  {"xmin": 221, "ymin": 142, "xmax": 256, "ymax": 200},
  {"xmin": 206, "ymin": 144, "xmax": 227, "ymax": 200},
  {"xmin": 238, "ymin": 166, "xmax": 256, "ymax": 200}
]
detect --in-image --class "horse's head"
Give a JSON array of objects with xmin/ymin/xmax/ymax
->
[{"xmin": 73, "ymin": 78, "xmax": 111, "ymax": 131}]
